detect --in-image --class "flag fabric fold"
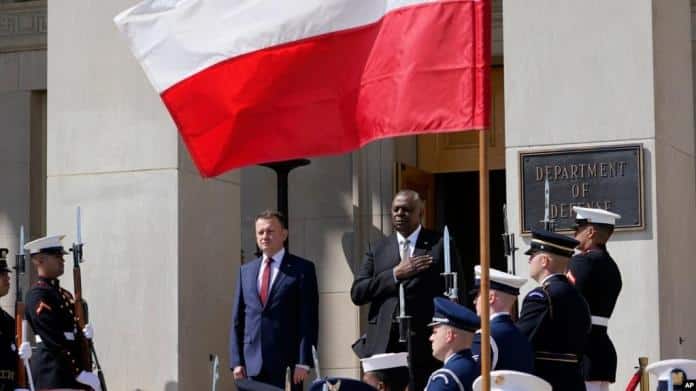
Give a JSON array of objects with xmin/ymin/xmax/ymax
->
[{"xmin": 115, "ymin": 0, "xmax": 490, "ymax": 177}]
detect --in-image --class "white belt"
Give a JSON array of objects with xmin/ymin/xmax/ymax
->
[
  {"xmin": 35, "ymin": 332, "xmax": 75, "ymax": 343},
  {"xmin": 591, "ymin": 316, "xmax": 609, "ymax": 327}
]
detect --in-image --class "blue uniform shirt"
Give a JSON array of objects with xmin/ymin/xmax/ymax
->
[
  {"xmin": 471, "ymin": 313, "xmax": 534, "ymax": 374},
  {"xmin": 425, "ymin": 350, "xmax": 478, "ymax": 391}
]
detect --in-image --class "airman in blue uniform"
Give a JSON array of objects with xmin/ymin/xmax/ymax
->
[
  {"xmin": 470, "ymin": 266, "xmax": 534, "ymax": 374},
  {"xmin": 424, "ymin": 298, "xmax": 480, "ymax": 391}
]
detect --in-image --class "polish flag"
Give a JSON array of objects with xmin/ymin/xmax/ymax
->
[{"xmin": 115, "ymin": 0, "xmax": 490, "ymax": 177}]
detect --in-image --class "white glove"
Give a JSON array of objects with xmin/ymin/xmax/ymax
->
[
  {"xmin": 76, "ymin": 370, "xmax": 102, "ymax": 391},
  {"xmin": 18, "ymin": 342, "xmax": 31, "ymax": 360},
  {"xmin": 83, "ymin": 323, "xmax": 94, "ymax": 340}
]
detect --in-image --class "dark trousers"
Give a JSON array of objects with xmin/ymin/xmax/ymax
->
[
  {"xmin": 252, "ymin": 365, "xmax": 303, "ymax": 391},
  {"xmin": 535, "ymin": 360, "xmax": 585, "ymax": 391},
  {"xmin": 387, "ymin": 324, "xmax": 439, "ymax": 391}
]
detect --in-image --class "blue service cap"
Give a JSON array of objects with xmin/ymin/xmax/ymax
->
[
  {"xmin": 524, "ymin": 229, "xmax": 578, "ymax": 258},
  {"xmin": 428, "ymin": 297, "xmax": 480, "ymax": 332},
  {"xmin": 309, "ymin": 377, "xmax": 377, "ymax": 391}
]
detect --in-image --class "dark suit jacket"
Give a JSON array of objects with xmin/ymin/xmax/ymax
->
[
  {"xmin": 229, "ymin": 252, "xmax": 319, "ymax": 380},
  {"xmin": 350, "ymin": 228, "xmax": 455, "ymax": 359}
]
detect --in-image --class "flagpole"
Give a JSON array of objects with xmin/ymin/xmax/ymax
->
[{"xmin": 478, "ymin": 129, "xmax": 491, "ymax": 391}]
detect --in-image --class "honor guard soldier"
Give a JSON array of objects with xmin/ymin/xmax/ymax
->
[
  {"xmin": 0, "ymin": 249, "xmax": 22, "ymax": 391},
  {"xmin": 516, "ymin": 229, "xmax": 591, "ymax": 391},
  {"xmin": 361, "ymin": 353, "xmax": 409, "ymax": 391},
  {"xmin": 473, "ymin": 370, "xmax": 551, "ymax": 391},
  {"xmin": 471, "ymin": 266, "xmax": 534, "ymax": 374},
  {"xmin": 646, "ymin": 359, "xmax": 696, "ymax": 391},
  {"xmin": 23, "ymin": 235, "xmax": 100, "ymax": 391},
  {"xmin": 568, "ymin": 207, "xmax": 622, "ymax": 391},
  {"xmin": 425, "ymin": 298, "xmax": 480, "ymax": 391}
]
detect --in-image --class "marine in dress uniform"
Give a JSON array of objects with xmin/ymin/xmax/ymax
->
[
  {"xmin": 473, "ymin": 370, "xmax": 551, "ymax": 391},
  {"xmin": 470, "ymin": 266, "xmax": 534, "ymax": 374},
  {"xmin": 0, "ymin": 249, "xmax": 19, "ymax": 391},
  {"xmin": 360, "ymin": 353, "xmax": 409, "ymax": 391},
  {"xmin": 516, "ymin": 229, "xmax": 591, "ymax": 391},
  {"xmin": 568, "ymin": 206, "xmax": 622, "ymax": 391},
  {"xmin": 425, "ymin": 298, "xmax": 480, "ymax": 391},
  {"xmin": 23, "ymin": 235, "xmax": 100, "ymax": 391}
]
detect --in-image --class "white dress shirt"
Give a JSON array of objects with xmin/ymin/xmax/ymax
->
[
  {"xmin": 396, "ymin": 224, "xmax": 422, "ymax": 258},
  {"xmin": 393, "ymin": 225, "xmax": 423, "ymax": 282}
]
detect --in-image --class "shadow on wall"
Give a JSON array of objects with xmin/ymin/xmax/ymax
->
[{"xmin": 341, "ymin": 227, "xmax": 387, "ymax": 277}]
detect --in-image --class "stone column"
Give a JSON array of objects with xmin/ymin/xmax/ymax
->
[
  {"xmin": 48, "ymin": 1, "xmax": 240, "ymax": 389},
  {"xmin": 0, "ymin": 0, "xmax": 46, "ymax": 317},
  {"xmin": 504, "ymin": 0, "xmax": 696, "ymax": 388}
]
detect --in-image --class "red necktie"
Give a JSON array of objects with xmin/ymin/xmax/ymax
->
[{"xmin": 260, "ymin": 258, "xmax": 273, "ymax": 306}]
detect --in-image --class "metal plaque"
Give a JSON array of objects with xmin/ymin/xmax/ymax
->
[{"xmin": 519, "ymin": 144, "xmax": 644, "ymax": 233}]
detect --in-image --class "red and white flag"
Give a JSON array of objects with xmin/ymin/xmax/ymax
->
[{"xmin": 115, "ymin": 0, "xmax": 490, "ymax": 177}]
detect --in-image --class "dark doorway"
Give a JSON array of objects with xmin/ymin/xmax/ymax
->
[{"xmin": 434, "ymin": 170, "xmax": 509, "ymax": 306}]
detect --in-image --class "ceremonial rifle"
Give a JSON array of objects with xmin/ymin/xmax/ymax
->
[
  {"xmin": 312, "ymin": 345, "xmax": 321, "ymax": 379},
  {"xmin": 441, "ymin": 226, "xmax": 458, "ymax": 302},
  {"xmin": 15, "ymin": 226, "xmax": 35, "ymax": 391},
  {"xmin": 501, "ymin": 205, "xmax": 519, "ymax": 320},
  {"xmin": 71, "ymin": 207, "xmax": 107, "ymax": 390},
  {"xmin": 209, "ymin": 354, "xmax": 219, "ymax": 391},
  {"xmin": 284, "ymin": 366, "xmax": 292, "ymax": 391},
  {"xmin": 542, "ymin": 178, "xmax": 555, "ymax": 232},
  {"xmin": 397, "ymin": 282, "xmax": 415, "ymax": 391}
]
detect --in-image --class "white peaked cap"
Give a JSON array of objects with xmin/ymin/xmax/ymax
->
[
  {"xmin": 361, "ymin": 352, "xmax": 408, "ymax": 372},
  {"xmin": 23, "ymin": 235, "xmax": 67, "ymax": 254},
  {"xmin": 572, "ymin": 206, "xmax": 621, "ymax": 226},
  {"xmin": 646, "ymin": 359, "xmax": 696, "ymax": 381},
  {"xmin": 473, "ymin": 370, "xmax": 552, "ymax": 391},
  {"xmin": 474, "ymin": 266, "xmax": 527, "ymax": 291}
]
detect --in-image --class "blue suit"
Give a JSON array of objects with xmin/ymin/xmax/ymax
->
[
  {"xmin": 425, "ymin": 350, "xmax": 478, "ymax": 391},
  {"xmin": 230, "ymin": 252, "xmax": 319, "ymax": 388},
  {"xmin": 471, "ymin": 313, "xmax": 534, "ymax": 374}
]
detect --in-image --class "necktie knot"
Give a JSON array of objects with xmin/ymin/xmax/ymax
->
[{"xmin": 265, "ymin": 257, "xmax": 273, "ymax": 265}]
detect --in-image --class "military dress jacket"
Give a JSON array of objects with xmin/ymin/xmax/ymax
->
[
  {"xmin": 569, "ymin": 247, "xmax": 622, "ymax": 382},
  {"xmin": 25, "ymin": 277, "xmax": 89, "ymax": 390},
  {"xmin": 471, "ymin": 313, "xmax": 534, "ymax": 374},
  {"xmin": 0, "ymin": 309, "xmax": 17, "ymax": 391},
  {"xmin": 425, "ymin": 350, "xmax": 478, "ymax": 391},
  {"xmin": 516, "ymin": 274, "xmax": 591, "ymax": 391}
]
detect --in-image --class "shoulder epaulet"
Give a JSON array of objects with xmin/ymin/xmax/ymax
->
[
  {"xmin": 427, "ymin": 369, "xmax": 465, "ymax": 391},
  {"xmin": 526, "ymin": 289, "xmax": 546, "ymax": 300}
]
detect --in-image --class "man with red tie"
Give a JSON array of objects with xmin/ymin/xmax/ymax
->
[{"xmin": 230, "ymin": 210, "xmax": 319, "ymax": 390}]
